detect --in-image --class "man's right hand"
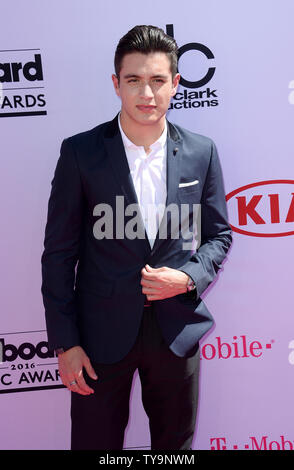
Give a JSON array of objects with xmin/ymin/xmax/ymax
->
[{"xmin": 57, "ymin": 346, "xmax": 98, "ymax": 395}]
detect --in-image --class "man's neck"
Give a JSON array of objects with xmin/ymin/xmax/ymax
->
[{"xmin": 119, "ymin": 110, "xmax": 166, "ymax": 154}]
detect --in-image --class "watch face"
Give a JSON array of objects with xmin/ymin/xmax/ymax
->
[
  {"xmin": 55, "ymin": 348, "xmax": 65, "ymax": 355},
  {"xmin": 187, "ymin": 278, "xmax": 195, "ymax": 291}
]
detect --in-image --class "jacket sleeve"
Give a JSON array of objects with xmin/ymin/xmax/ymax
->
[
  {"xmin": 41, "ymin": 138, "xmax": 84, "ymax": 351},
  {"xmin": 178, "ymin": 139, "xmax": 232, "ymax": 300}
]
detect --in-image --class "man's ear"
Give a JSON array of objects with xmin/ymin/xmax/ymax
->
[
  {"xmin": 171, "ymin": 73, "xmax": 180, "ymax": 97},
  {"xmin": 112, "ymin": 74, "xmax": 120, "ymax": 97}
]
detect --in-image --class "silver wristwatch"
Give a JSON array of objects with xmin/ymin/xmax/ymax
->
[
  {"xmin": 55, "ymin": 347, "xmax": 66, "ymax": 355},
  {"xmin": 187, "ymin": 277, "xmax": 196, "ymax": 292}
]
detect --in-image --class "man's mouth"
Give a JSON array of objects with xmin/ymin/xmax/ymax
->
[{"xmin": 136, "ymin": 105, "xmax": 156, "ymax": 112}]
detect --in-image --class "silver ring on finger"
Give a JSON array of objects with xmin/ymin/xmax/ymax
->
[{"xmin": 70, "ymin": 380, "xmax": 77, "ymax": 386}]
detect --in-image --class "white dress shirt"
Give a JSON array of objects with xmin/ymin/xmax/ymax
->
[{"xmin": 118, "ymin": 113, "xmax": 167, "ymax": 248}]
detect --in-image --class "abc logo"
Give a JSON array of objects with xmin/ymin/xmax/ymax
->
[
  {"xmin": 0, "ymin": 338, "xmax": 53, "ymax": 362},
  {"xmin": 166, "ymin": 24, "xmax": 215, "ymax": 88}
]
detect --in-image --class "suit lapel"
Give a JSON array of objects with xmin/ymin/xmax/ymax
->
[
  {"xmin": 103, "ymin": 114, "xmax": 138, "ymax": 207},
  {"xmin": 165, "ymin": 122, "xmax": 182, "ymax": 207},
  {"xmin": 102, "ymin": 114, "xmax": 182, "ymax": 256},
  {"xmin": 102, "ymin": 114, "xmax": 151, "ymax": 253},
  {"xmin": 151, "ymin": 120, "xmax": 182, "ymax": 254}
]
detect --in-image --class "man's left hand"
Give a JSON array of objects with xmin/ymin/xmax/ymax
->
[{"xmin": 141, "ymin": 264, "xmax": 189, "ymax": 300}]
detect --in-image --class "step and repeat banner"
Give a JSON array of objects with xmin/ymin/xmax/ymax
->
[{"xmin": 0, "ymin": 0, "xmax": 293, "ymax": 450}]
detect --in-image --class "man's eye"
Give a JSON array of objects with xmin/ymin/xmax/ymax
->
[{"xmin": 128, "ymin": 79, "xmax": 138, "ymax": 83}]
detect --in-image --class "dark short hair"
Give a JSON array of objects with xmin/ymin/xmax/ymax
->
[{"xmin": 114, "ymin": 25, "xmax": 178, "ymax": 81}]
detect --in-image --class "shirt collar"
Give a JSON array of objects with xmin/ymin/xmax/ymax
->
[{"xmin": 118, "ymin": 112, "xmax": 167, "ymax": 152}]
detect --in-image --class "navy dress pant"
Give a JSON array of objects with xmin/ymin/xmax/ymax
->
[{"xmin": 70, "ymin": 304, "xmax": 200, "ymax": 450}]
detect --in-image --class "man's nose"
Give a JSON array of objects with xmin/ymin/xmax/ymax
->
[{"xmin": 139, "ymin": 83, "xmax": 154, "ymax": 99}]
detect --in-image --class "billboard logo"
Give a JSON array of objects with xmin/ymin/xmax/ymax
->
[
  {"xmin": 0, "ymin": 49, "xmax": 47, "ymax": 118},
  {"xmin": 226, "ymin": 180, "xmax": 294, "ymax": 237},
  {"xmin": 0, "ymin": 53, "xmax": 43, "ymax": 83},
  {"xmin": 0, "ymin": 331, "xmax": 64, "ymax": 394}
]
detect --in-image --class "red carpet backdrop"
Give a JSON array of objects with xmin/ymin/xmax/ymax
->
[{"xmin": 0, "ymin": 0, "xmax": 293, "ymax": 450}]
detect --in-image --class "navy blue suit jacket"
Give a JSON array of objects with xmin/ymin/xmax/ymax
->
[{"xmin": 41, "ymin": 114, "xmax": 232, "ymax": 363}]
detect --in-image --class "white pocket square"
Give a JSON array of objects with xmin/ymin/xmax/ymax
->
[{"xmin": 179, "ymin": 179, "xmax": 199, "ymax": 188}]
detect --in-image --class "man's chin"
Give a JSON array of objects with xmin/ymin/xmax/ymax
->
[
  {"xmin": 134, "ymin": 112, "xmax": 166, "ymax": 126},
  {"xmin": 122, "ymin": 109, "xmax": 166, "ymax": 128}
]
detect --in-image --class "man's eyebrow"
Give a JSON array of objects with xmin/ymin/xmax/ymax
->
[
  {"xmin": 123, "ymin": 74, "xmax": 140, "ymax": 79},
  {"xmin": 151, "ymin": 74, "xmax": 169, "ymax": 79},
  {"xmin": 122, "ymin": 73, "xmax": 169, "ymax": 79}
]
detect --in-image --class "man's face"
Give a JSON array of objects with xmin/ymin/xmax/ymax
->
[{"xmin": 112, "ymin": 52, "xmax": 180, "ymax": 127}]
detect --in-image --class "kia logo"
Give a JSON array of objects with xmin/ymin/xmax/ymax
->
[{"xmin": 226, "ymin": 180, "xmax": 294, "ymax": 237}]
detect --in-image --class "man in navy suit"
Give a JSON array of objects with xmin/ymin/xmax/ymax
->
[{"xmin": 41, "ymin": 25, "xmax": 232, "ymax": 450}]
